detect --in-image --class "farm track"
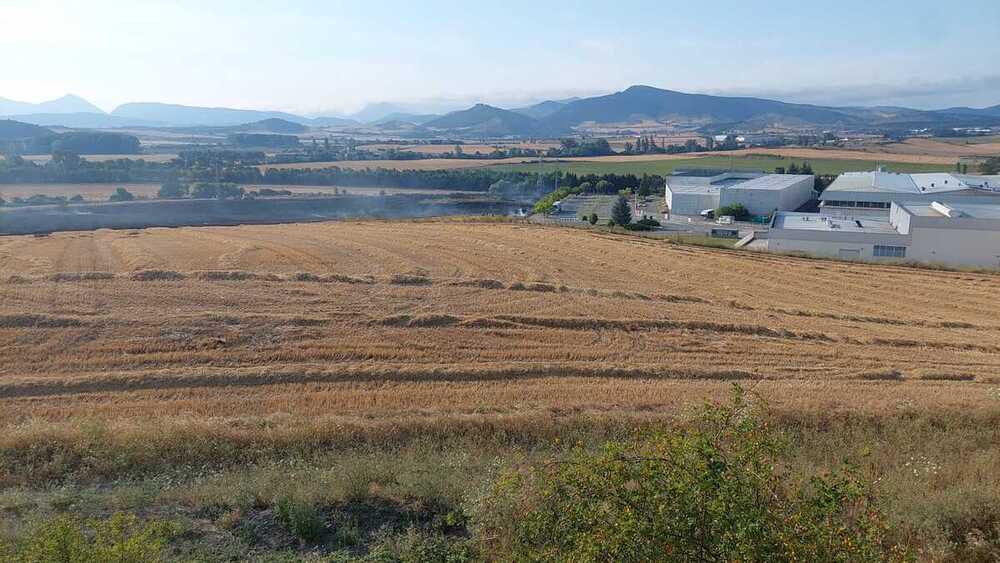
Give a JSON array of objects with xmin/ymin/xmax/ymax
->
[{"xmin": 1, "ymin": 220, "xmax": 999, "ymax": 427}]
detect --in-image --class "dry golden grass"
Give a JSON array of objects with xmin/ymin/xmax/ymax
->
[{"xmin": 1, "ymin": 220, "xmax": 998, "ymax": 434}]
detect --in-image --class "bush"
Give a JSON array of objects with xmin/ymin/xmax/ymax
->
[
  {"xmin": 2, "ymin": 512, "xmax": 176, "ymax": 562},
  {"xmin": 470, "ymin": 385, "xmax": 907, "ymax": 562},
  {"xmin": 531, "ymin": 186, "xmax": 580, "ymax": 214},
  {"xmin": 108, "ymin": 187, "xmax": 135, "ymax": 202},
  {"xmin": 715, "ymin": 203, "xmax": 749, "ymax": 220},
  {"xmin": 274, "ymin": 495, "xmax": 325, "ymax": 543},
  {"xmin": 624, "ymin": 216, "xmax": 661, "ymax": 230},
  {"xmin": 367, "ymin": 527, "xmax": 474, "ymax": 563},
  {"xmin": 157, "ymin": 181, "xmax": 188, "ymax": 199}
]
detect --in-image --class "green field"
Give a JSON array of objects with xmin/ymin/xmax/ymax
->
[{"xmin": 494, "ymin": 154, "xmax": 953, "ymax": 176}]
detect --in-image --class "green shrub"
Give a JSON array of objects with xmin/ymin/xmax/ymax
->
[
  {"xmin": 470, "ymin": 385, "xmax": 908, "ymax": 562},
  {"xmin": 715, "ymin": 203, "xmax": 749, "ymax": 220},
  {"xmin": 367, "ymin": 527, "xmax": 474, "ymax": 563},
  {"xmin": 2, "ymin": 512, "xmax": 176, "ymax": 563},
  {"xmin": 531, "ymin": 186, "xmax": 580, "ymax": 214},
  {"xmin": 274, "ymin": 495, "xmax": 325, "ymax": 543}
]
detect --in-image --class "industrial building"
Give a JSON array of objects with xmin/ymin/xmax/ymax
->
[
  {"xmin": 664, "ymin": 171, "xmax": 815, "ymax": 217},
  {"xmin": 768, "ymin": 200, "xmax": 1000, "ymax": 269},
  {"xmin": 819, "ymin": 171, "xmax": 1000, "ymax": 217}
]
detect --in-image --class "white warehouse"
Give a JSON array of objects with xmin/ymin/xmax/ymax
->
[
  {"xmin": 664, "ymin": 171, "xmax": 815, "ymax": 217},
  {"xmin": 768, "ymin": 201, "xmax": 1000, "ymax": 269},
  {"xmin": 819, "ymin": 171, "xmax": 1000, "ymax": 217}
]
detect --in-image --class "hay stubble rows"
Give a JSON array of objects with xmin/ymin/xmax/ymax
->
[{"xmin": 1, "ymin": 221, "xmax": 999, "ymax": 434}]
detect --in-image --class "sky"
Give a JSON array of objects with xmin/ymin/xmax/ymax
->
[{"xmin": 3, "ymin": 0, "xmax": 1000, "ymax": 115}]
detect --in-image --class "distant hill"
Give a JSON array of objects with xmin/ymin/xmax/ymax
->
[
  {"xmin": 234, "ymin": 118, "xmax": 308, "ymax": 134},
  {"xmin": 370, "ymin": 120, "xmax": 430, "ymax": 134},
  {"xmin": 372, "ymin": 112, "xmax": 439, "ymax": 125},
  {"xmin": 350, "ymin": 102, "xmax": 411, "ymax": 123},
  {"xmin": 111, "ymin": 103, "xmax": 312, "ymax": 127},
  {"xmin": 310, "ymin": 116, "xmax": 359, "ymax": 127},
  {"xmin": 0, "ymin": 119, "xmax": 52, "ymax": 141},
  {"xmin": 937, "ymin": 105, "xmax": 1000, "ymax": 118},
  {"xmin": 3, "ymin": 112, "xmax": 166, "ymax": 128},
  {"xmin": 541, "ymin": 85, "xmax": 864, "ymax": 131},
  {"xmin": 424, "ymin": 104, "xmax": 548, "ymax": 136},
  {"xmin": 511, "ymin": 98, "xmax": 580, "ymax": 119},
  {"xmin": 0, "ymin": 94, "xmax": 104, "ymax": 116}
]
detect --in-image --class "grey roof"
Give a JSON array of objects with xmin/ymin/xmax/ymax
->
[
  {"xmin": 898, "ymin": 201, "xmax": 1000, "ymax": 220},
  {"xmin": 825, "ymin": 172, "xmax": 1000, "ymax": 196},
  {"xmin": 771, "ymin": 212, "xmax": 899, "ymax": 234},
  {"xmin": 666, "ymin": 173, "xmax": 810, "ymax": 195},
  {"xmin": 728, "ymin": 174, "xmax": 813, "ymax": 191}
]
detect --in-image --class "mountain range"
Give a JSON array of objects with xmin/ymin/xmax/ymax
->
[
  {"xmin": 0, "ymin": 94, "xmax": 104, "ymax": 116},
  {"xmin": 3, "ymin": 86, "xmax": 1000, "ymax": 135}
]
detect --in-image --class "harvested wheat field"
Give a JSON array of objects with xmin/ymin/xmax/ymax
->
[
  {"xmin": 2, "ymin": 220, "xmax": 999, "ymax": 423},
  {"xmin": 2, "ymin": 219, "xmax": 1000, "ymax": 559}
]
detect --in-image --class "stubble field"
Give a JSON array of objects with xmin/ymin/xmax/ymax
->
[
  {"xmin": 1, "ymin": 220, "xmax": 998, "ymax": 559},
  {"xmin": 2, "ymin": 220, "xmax": 999, "ymax": 420}
]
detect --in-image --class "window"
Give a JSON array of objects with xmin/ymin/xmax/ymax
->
[
  {"xmin": 873, "ymin": 245, "xmax": 906, "ymax": 258},
  {"xmin": 824, "ymin": 200, "xmax": 889, "ymax": 209}
]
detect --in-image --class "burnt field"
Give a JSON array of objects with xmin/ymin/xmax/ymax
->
[{"xmin": 0, "ymin": 193, "xmax": 518, "ymax": 235}]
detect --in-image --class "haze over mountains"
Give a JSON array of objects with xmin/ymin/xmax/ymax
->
[{"xmin": 3, "ymin": 86, "xmax": 1000, "ymax": 135}]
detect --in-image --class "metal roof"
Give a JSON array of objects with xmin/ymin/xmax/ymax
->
[
  {"xmin": 898, "ymin": 201, "xmax": 1000, "ymax": 220},
  {"xmin": 666, "ymin": 173, "xmax": 810, "ymax": 195},
  {"xmin": 825, "ymin": 172, "xmax": 1000, "ymax": 196},
  {"xmin": 729, "ymin": 174, "xmax": 813, "ymax": 191},
  {"xmin": 771, "ymin": 212, "xmax": 900, "ymax": 234}
]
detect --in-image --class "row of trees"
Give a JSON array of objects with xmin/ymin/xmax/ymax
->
[
  {"xmin": 0, "ymin": 152, "xmax": 176, "ymax": 183},
  {"xmin": 3, "ymin": 132, "xmax": 140, "ymax": 156}
]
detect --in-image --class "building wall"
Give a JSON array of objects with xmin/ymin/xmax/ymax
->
[
  {"xmin": 665, "ymin": 187, "xmax": 718, "ymax": 215},
  {"xmin": 767, "ymin": 238, "xmax": 881, "ymax": 259},
  {"xmin": 907, "ymin": 227, "xmax": 1000, "ymax": 268},
  {"xmin": 769, "ymin": 214, "xmax": 1000, "ymax": 269},
  {"xmin": 722, "ymin": 176, "xmax": 814, "ymax": 216},
  {"xmin": 766, "ymin": 229, "xmax": 910, "ymax": 261},
  {"xmin": 820, "ymin": 190, "xmax": 1000, "ymax": 214}
]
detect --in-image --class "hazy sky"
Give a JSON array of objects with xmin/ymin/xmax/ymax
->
[{"xmin": 4, "ymin": 0, "xmax": 1000, "ymax": 114}]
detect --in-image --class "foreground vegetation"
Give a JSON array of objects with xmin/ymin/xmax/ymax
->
[{"xmin": 4, "ymin": 387, "xmax": 998, "ymax": 561}]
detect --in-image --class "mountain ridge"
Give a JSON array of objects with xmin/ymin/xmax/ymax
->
[{"xmin": 423, "ymin": 104, "xmax": 548, "ymax": 136}]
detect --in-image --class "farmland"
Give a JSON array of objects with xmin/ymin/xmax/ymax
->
[
  {"xmin": 0, "ymin": 183, "xmax": 460, "ymax": 202},
  {"xmin": 258, "ymin": 153, "xmax": 955, "ymax": 175},
  {"xmin": 494, "ymin": 153, "xmax": 955, "ymax": 176},
  {"xmin": 1, "ymin": 220, "xmax": 999, "ymax": 559}
]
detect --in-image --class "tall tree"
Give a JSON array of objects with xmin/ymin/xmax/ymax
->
[{"xmin": 611, "ymin": 194, "xmax": 632, "ymax": 226}]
